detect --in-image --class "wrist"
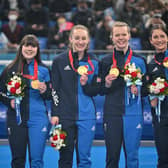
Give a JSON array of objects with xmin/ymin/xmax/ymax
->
[{"xmin": 105, "ymin": 82, "xmax": 112, "ymax": 88}]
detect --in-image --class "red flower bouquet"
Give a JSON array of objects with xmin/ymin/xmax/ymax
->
[
  {"xmin": 149, "ymin": 77, "xmax": 168, "ymax": 122},
  {"xmin": 121, "ymin": 62, "xmax": 143, "ymax": 100},
  {"xmin": 122, "ymin": 62, "xmax": 143, "ymax": 85},
  {"xmin": 50, "ymin": 124, "xmax": 67, "ymax": 150},
  {"xmin": 6, "ymin": 72, "xmax": 26, "ymax": 97},
  {"xmin": 149, "ymin": 77, "xmax": 168, "ymax": 96},
  {"xmin": 6, "ymin": 72, "xmax": 26, "ymax": 125}
]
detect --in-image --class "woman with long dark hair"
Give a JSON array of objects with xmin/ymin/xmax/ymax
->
[
  {"xmin": 148, "ymin": 25, "xmax": 168, "ymax": 168},
  {"xmin": 0, "ymin": 34, "xmax": 51, "ymax": 168}
]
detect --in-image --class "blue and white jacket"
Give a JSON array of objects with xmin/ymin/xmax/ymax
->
[
  {"xmin": 99, "ymin": 48, "xmax": 147, "ymax": 120},
  {"xmin": 51, "ymin": 50, "xmax": 100, "ymax": 121},
  {"xmin": 0, "ymin": 59, "xmax": 51, "ymax": 126}
]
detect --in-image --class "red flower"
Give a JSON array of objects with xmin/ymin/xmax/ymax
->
[
  {"xmin": 152, "ymin": 83, "xmax": 157, "ymax": 86},
  {"xmin": 163, "ymin": 57, "xmax": 168, "ymax": 62},
  {"xmin": 164, "ymin": 82, "xmax": 168, "ymax": 87},
  {"xmin": 15, "ymin": 82, "xmax": 20, "ymax": 89},
  {"xmin": 125, "ymin": 70, "xmax": 130, "ymax": 75},
  {"xmin": 160, "ymin": 88, "xmax": 165, "ymax": 93},
  {"xmin": 131, "ymin": 71, "xmax": 137, "ymax": 78},
  {"xmin": 53, "ymin": 135, "xmax": 58, "ymax": 141},
  {"xmin": 51, "ymin": 143, "xmax": 56, "ymax": 147},
  {"xmin": 60, "ymin": 133, "xmax": 66, "ymax": 140},
  {"xmin": 10, "ymin": 87, "xmax": 16, "ymax": 94},
  {"xmin": 8, "ymin": 81, "xmax": 12, "ymax": 85}
]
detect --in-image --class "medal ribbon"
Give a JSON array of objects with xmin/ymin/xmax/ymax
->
[
  {"xmin": 154, "ymin": 55, "xmax": 163, "ymax": 65},
  {"xmin": 112, "ymin": 48, "xmax": 133, "ymax": 69},
  {"xmin": 22, "ymin": 59, "xmax": 38, "ymax": 80},
  {"xmin": 69, "ymin": 50, "xmax": 94, "ymax": 75},
  {"xmin": 154, "ymin": 55, "xmax": 168, "ymax": 66},
  {"xmin": 154, "ymin": 50, "xmax": 168, "ymax": 66}
]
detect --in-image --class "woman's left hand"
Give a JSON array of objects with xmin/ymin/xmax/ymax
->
[
  {"xmin": 80, "ymin": 74, "xmax": 88, "ymax": 86},
  {"xmin": 38, "ymin": 82, "xmax": 47, "ymax": 94}
]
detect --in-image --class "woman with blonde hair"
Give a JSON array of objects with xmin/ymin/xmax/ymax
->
[{"xmin": 51, "ymin": 25, "xmax": 101, "ymax": 168}]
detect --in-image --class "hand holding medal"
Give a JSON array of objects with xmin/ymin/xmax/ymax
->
[
  {"xmin": 22, "ymin": 59, "xmax": 47, "ymax": 93},
  {"xmin": 38, "ymin": 82, "xmax": 47, "ymax": 93},
  {"xmin": 68, "ymin": 50, "xmax": 94, "ymax": 76},
  {"xmin": 163, "ymin": 57, "xmax": 168, "ymax": 68},
  {"xmin": 109, "ymin": 67, "xmax": 120, "ymax": 77},
  {"xmin": 77, "ymin": 65, "xmax": 88, "ymax": 75},
  {"xmin": 31, "ymin": 80, "xmax": 47, "ymax": 93},
  {"xmin": 105, "ymin": 73, "xmax": 118, "ymax": 88},
  {"xmin": 80, "ymin": 73, "xmax": 88, "ymax": 86},
  {"xmin": 31, "ymin": 80, "xmax": 40, "ymax": 89}
]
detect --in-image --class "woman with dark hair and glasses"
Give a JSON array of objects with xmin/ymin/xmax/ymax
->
[{"xmin": 0, "ymin": 34, "xmax": 51, "ymax": 168}]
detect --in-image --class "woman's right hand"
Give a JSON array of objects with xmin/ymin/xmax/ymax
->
[
  {"xmin": 105, "ymin": 74, "xmax": 117, "ymax": 88},
  {"xmin": 150, "ymin": 97, "xmax": 158, "ymax": 107},
  {"xmin": 10, "ymin": 99, "xmax": 15, "ymax": 109},
  {"xmin": 50, "ymin": 116, "xmax": 59, "ymax": 125}
]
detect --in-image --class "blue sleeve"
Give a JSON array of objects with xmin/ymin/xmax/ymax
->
[{"xmin": 40, "ymin": 67, "xmax": 52, "ymax": 100}]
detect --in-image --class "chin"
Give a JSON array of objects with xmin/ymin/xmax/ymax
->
[
  {"xmin": 156, "ymin": 47, "xmax": 166, "ymax": 51},
  {"xmin": 76, "ymin": 48, "xmax": 86, "ymax": 52}
]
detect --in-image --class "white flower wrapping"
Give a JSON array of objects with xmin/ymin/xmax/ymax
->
[
  {"xmin": 7, "ymin": 73, "xmax": 22, "ymax": 96},
  {"xmin": 127, "ymin": 62, "xmax": 136, "ymax": 73},
  {"xmin": 50, "ymin": 124, "xmax": 66, "ymax": 150},
  {"xmin": 123, "ymin": 63, "xmax": 142, "ymax": 83},
  {"xmin": 149, "ymin": 77, "xmax": 166, "ymax": 94},
  {"xmin": 6, "ymin": 72, "xmax": 26, "ymax": 125}
]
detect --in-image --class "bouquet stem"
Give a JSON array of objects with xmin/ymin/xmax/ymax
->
[{"xmin": 15, "ymin": 97, "xmax": 22, "ymax": 125}]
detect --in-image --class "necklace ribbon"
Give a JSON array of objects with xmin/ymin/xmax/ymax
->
[
  {"xmin": 112, "ymin": 48, "xmax": 133, "ymax": 69},
  {"xmin": 69, "ymin": 50, "xmax": 94, "ymax": 75},
  {"xmin": 154, "ymin": 55, "xmax": 163, "ymax": 65},
  {"xmin": 22, "ymin": 59, "xmax": 38, "ymax": 80}
]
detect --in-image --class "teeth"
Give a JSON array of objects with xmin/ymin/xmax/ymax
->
[{"xmin": 25, "ymin": 51, "xmax": 33, "ymax": 54}]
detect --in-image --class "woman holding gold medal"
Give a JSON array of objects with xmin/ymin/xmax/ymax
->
[
  {"xmin": 51, "ymin": 25, "xmax": 100, "ymax": 168},
  {"xmin": 99, "ymin": 21, "xmax": 147, "ymax": 168},
  {"xmin": 0, "ymin": 34, "xmax": 51, "ymax": 168},
  {"xmin": 147, "ymin": 25, "xmax": 168, "ymax": 168}
]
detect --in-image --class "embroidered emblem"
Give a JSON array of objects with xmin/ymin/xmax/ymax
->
[
  {"xmin": 152, "ymin": 67, "xmax": 158, "ymax": 72},
  {"xmin": 64, "ymin": 65, "xmax": 71, "ymax": 71},
  {"xmin": 52, "ymin": 89, "xmax": 59, "ymax": 106},
  {"xmin": 136, "ymin": 123, "xmax": 142, "ymax": 129},
  {"xmin": 41, "ymin": 126, "xmax": 47, "ymax": 132}
]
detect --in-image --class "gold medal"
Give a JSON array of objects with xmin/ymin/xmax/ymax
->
[
  {"xmin": 77, "ymin": 66, "xmax": 88, "ymax": 75},
  {"xmin": 31, "ymin": 80, "xmax": 39, "ymax": 89},
  {"xmin": 109, "ymin": 68, "xmax": 119, "ymax": 77},
  {"xmin": 163, "ymin": 60, "xmax": 168, "ymax": 68}
]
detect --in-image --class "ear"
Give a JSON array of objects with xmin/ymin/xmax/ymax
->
[{"xmin": 149, "ymin": 38, "xmax": 153, "ymax": 46}]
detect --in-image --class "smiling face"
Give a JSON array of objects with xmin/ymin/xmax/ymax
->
[
  {"xmin": 69, "ymin": 28, "xmax": 90, "ymax": 53},
  {"xmin": 150, "ymin": 29, "xmax": 168, "ymax": 53},
  {"xmin": 22, "ymin": 44, "xmax": 38, "ymax": 61},
  {"xmin": 112, "ymin": 25, "xmax": 130, "ymax": 52}
]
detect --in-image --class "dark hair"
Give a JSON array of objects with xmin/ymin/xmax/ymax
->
[
  {"xmin": 7, "ymin": 34, "xmax": 41, "ymax": 72},
  {"xmin": 149, "ymin": 24, "xmax": 168, "ymax": 38}
]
